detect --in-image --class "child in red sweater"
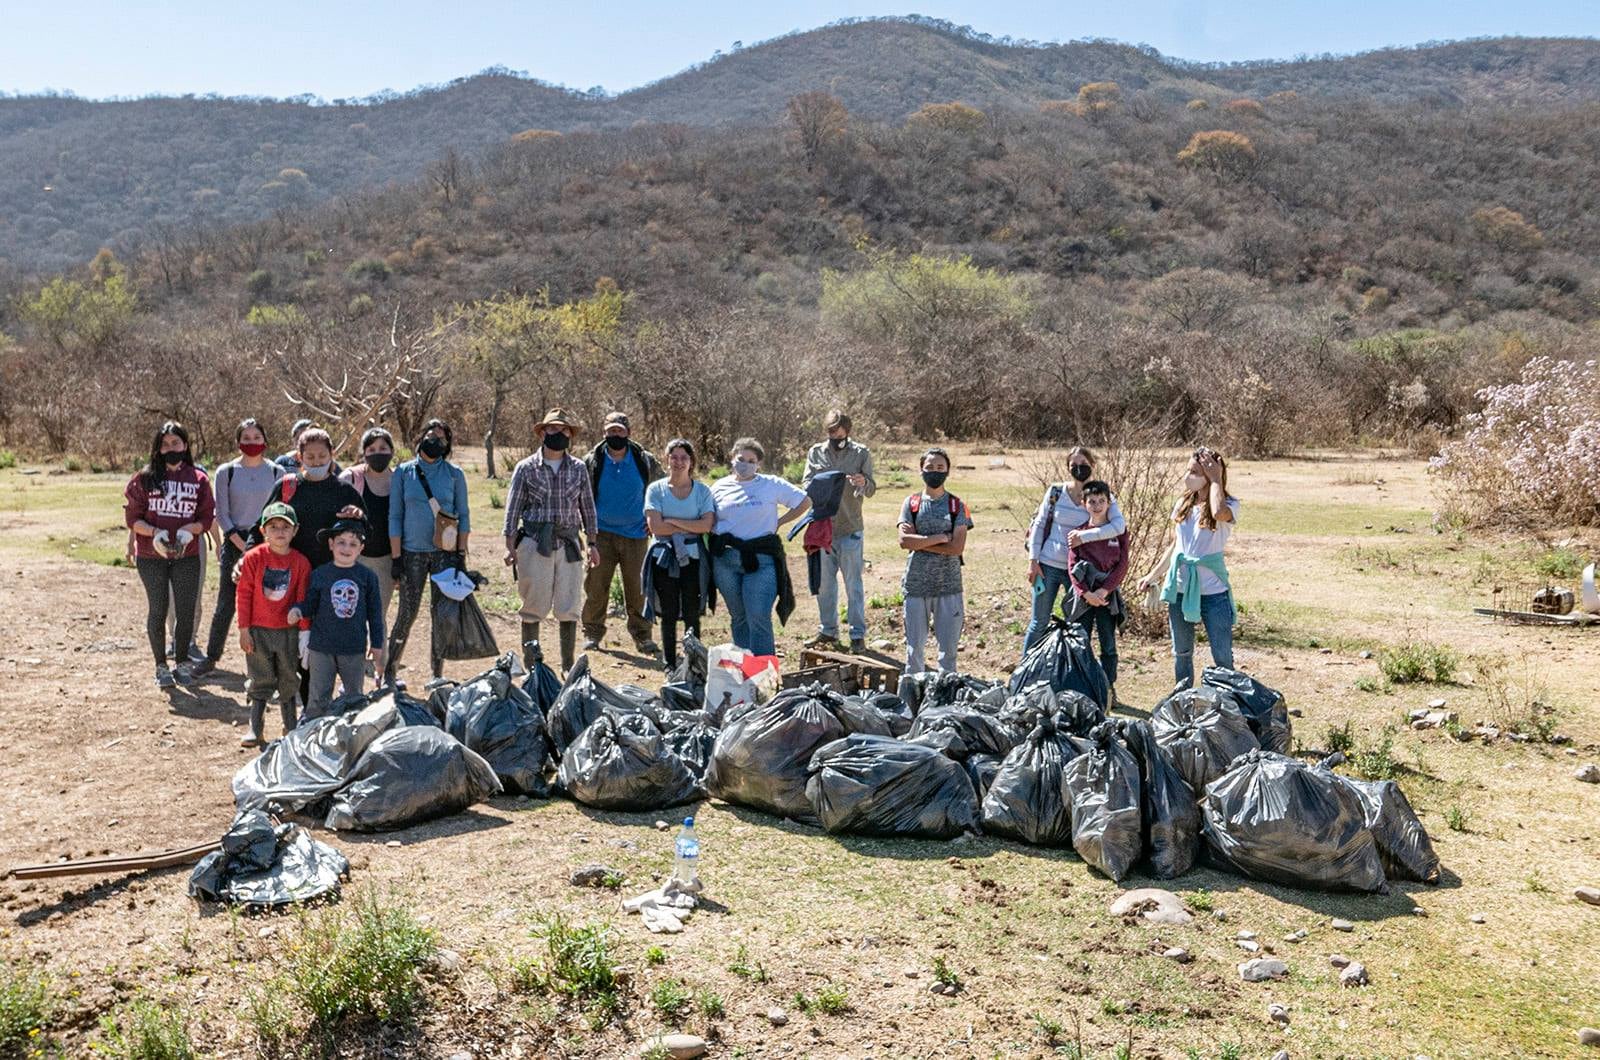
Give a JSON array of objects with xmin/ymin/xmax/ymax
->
[
  {"xmin": 1065, "ymin": 480, "xmax": 1130, "ymax": 704},
  {"xmin": 235, "ymin": 502, "xmax": 311, "ymax": 746}
]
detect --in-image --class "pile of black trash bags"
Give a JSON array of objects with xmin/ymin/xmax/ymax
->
[{"xmin": 219, "ymin": 622, "xmax": 1440, "ymax": 896}]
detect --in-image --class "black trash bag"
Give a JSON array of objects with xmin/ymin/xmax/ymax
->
[
  {"xmin": 432, "ymin": 588, "xmax": 499, "ymax": 661},
  {"xmin": 999, "ymin": 684, "xmax": 1105, "ymax": 742},
  {"xmin": 1118, "ymin": 718, "xmax": 1201, "ymax": 879},
  {"xmin": 188, "ymin": 809, "xmax": 348, "ymax": 907},
  {"xmin": 833, "ymin": 693, "xmax": 915, "ymax": 738},
  {"xmin": 706, "ymin": 684, "xmax": 847, "ymax": 823},
  {"xmin": 1201, "ymin": 750, "xmax": 1388, "ymax": 893},
  {"xmin": 906, "ymin": 701, "xmax": 1018, "ymax": 760},
  {"xmin": 1202, "ymin": 667, "xmax": 1291, "ymax": 754},
  {"xmin": 669, "ymin": 630, "xmax": 709, "ymax": 688},
  {"xmin": 897, "ymin": 671, "xmax": 999, "ymax": 715},
  {"xmin": 445, "ymin": 653, "xmax": 551, "ymax": 797},
  {"xmin": 660, "ymin": 681, "xmax": 701, "ymax": 715},
  {"xmin": 546, "ymin": 656, "xmax": 647, "ymax": 756},
  {"xmin": 981, "ymin": 718, "xmax": 1085, "ymax": 847},
  {"xmin": 301, "ymin": 686, "xmax": 439, "ymax": 728},
  {"xmin": 661, "ymin": 711, "xmax": 719, "ymax": 781},
  {"xmin": 1064, "ymin": 722, "xmax": 1144, "ymax": 881},
  {"xmin": 522, "ymin": 644, "xmax": 564, "ymax": 715},
  {"xmin": 805, "ymin": 734, "xmax": 981, "ymax": 839},
  {"xmin": 233, "ymin": 699, "xmax": 402, "ymax": 816},
  {"xmin": 300, "ymin": 688, "xmax": 370, "ymax": 725},
  {"xmin": 1327, "ymin": 769, "xmax": 1441, "ymax": 884},
  {"xmin": 1151, "ymin": 687, "xmax": 1259, "ymax": 796},
  {"xmin": 1007, "ymin": 619, "xmax": 1111, "ymax": 710},
  {"xmin": 965, "ymin": 754, "xmax": 1002, "ymax": 797},
  {"xmin": 324, "ymin": 725, "xmax": 502, "ymax": 832},
  {"xmin": 558, "ymin": 711, "xmax": 703, "ymax": 810}
]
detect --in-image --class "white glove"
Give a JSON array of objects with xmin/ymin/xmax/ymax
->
[
  {"xmin": 176, "ymin": 529, "xmax": 194, "ymax": 552},
  {"xmin": 298, "ymin": 630, "xmax": 311, "ymax": 668},
  {"xmin": 152, "ymin": 529, "xmax": 172, "ymax": 556}
]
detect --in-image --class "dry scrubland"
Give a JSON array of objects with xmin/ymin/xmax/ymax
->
[{"xmin": 1, "ymin": 446, "xmax": 1598, "ymax": 1058}]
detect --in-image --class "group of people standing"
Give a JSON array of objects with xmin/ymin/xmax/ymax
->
[{"xmin": 124, "ymin": 405, "xmax": 1242, "ymax": 741}]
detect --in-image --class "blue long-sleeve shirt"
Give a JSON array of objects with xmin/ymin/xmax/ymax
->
[
  {"xmin": 297, "ymin": 561, "xmax": 385, "ymax": 655},
  {"xmin": 388, "ymin": 457, "xmax": 470, "ymax": 553}
]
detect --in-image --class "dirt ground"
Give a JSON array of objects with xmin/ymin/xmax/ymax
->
[{"xmin": 2, "ymin": 446, "xmax": 1598, "ymax": 1058}]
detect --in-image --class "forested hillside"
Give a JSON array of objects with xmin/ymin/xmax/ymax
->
[{"xmin": 4, "ymin": 16, "xmax": 1600, "ymax": 269}]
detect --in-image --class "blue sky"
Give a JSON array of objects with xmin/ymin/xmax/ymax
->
[{"xmin": 5, "ymin": 1, "xmax": 1597, "ymax": 101}]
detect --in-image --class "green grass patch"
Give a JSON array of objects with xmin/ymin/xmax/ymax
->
[
  {"xmin": 0, "ymin": 959, "xmax": 52, "ymax": 1053},
  {"xmin": 0, "ymin": 450, "xmax": 16, "ymax": 470},
  {"xmin": 1350, "ymin": 727, "xmax": 1400, "ymax": 780},
  {"xmin": 792, "ymin": 983, "xmax": 851, "ymax": 1016},
  {"xmin": 524, "ymin": 913, "xmax": 623, "ymax": 1028},
  {"xmin": 98, "ymin": 998, "xmax": 195, "ymax": 1059},
  {"xmin": 727, "ymin": 943, "xmax": 768, "ymax": 983},
  {"xmin": 1378, "ymin": 640, "xmax": 1459, "ymax": 684},
  {"xmin": 1533, "ymin": 547, "xmax": 1584, "ymax": 581},
  {"xmin": 868, "ymin": 590, "xmax": 904, "ymax": 609},
  {"xmin": 1243, "ymin": 499, "xmax": 1432, "ymax": 537}
]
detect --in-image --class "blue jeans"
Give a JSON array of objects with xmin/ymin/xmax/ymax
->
[
  {"xmin": 1022, "ymin": 562, "xmax": 1071, "ymax": 652},
  {"xmin": 817, "ymin": 531, "xmax": 866, "ymax": 640},
  {"xmin": 714, "ymin": 550, "xmax": 779, "ymax": 656},
  {"xmin": 1169, "ymin": 592, "xmax": 1236, "ymax": 688}
]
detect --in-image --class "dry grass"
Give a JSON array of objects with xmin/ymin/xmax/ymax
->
[{"xmin": 0, "ymin": 448, "xmax": 1598, "ymax": 1056}]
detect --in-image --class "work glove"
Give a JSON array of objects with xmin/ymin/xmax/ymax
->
[
  {"xmin": 298, "ymin": 630, "xmax": 311, "ymax": 669},
  {"xmin": 176, "ymin": 528, "xmax": 194, "ymax": 552},
  {"xmin": 152, "ymin": 529, "xmax": 172, "ymax": 557}
]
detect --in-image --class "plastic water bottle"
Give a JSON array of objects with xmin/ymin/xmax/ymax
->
[{"xmin": 672, "ymin": 817, "xmax": 699, "ymax": 885}]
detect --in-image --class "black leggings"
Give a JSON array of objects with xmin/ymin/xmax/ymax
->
[
  {"xmin": 654, "ymin": 560, "xmax": 702, "ymax": 671},
  {"xmin": 386, "ymin": 550, "xmax": 452, "ymax": 683},
  {"xmin": 137, "ymin": 555, "xmax": 202, "ymax": 668},
  {"xmin": 204, "ymin": 541, "xmax": 243, "ymax": 661}
]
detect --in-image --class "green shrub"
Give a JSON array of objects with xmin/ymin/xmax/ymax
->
[
  {"xmin": 98, "ymin": 998, "xmax": 194, "ymax": 1059},
  {"xmin": 695, "ymin": 988, "xmax": 725, "ymax": 1019},
  {"xmin": 282, "ymin": 890, "xmax": 436, "ymax": 1041},
  {"xmin": 648, "ymin": 977, "xmax": 692, "ymax": 1021},
  {"xmin": 794, "ymin": 984, "xmax": 850, "ymax": 1015},
  {"xmin": 0, "ymin": 960, "xmax": 52, "ymax": 1052},
  {"xmin": 869, "ymin": 590, "xmax": 905, "ymax": 609},
  {"xmin": 345, "ymin": 257, "xmax": 391, "ymax": 283},
  {"xmin": 1533, "ymin": 547, "xmax": 1583, "ymax": 580},
  {"xmin": 644, "ymin": 945, "xmax": 666, "ymax": 966},
  {"xmin": 1351, "ymin": 728, "xmax": 1399, "ymax": 780},
  {"xmin": 782, "ymin": 458, "xmax": 806, "ymax": 483},
  {"xmin": 245, "ymin": 304, "xmax": 307, "ymax": 328},
  {"xmin": 245, "ymin": 269, "xmax": 274, "ymax": 297},
  {"xmin": 727, "ymin": 943, "xmax": 767, "ymax": 983},
  {"xmin": 1378, "ymin": 640, "xmax": 1459, "ymax": 684},
  {"xmin": 1444, "ymin": 804, "xmax": 1470, "ymax": 832},
  {"xmin": 0, "ymin": 450, "xmax": 17, "ymax": 470},
  {"xmin": 347, "ymin": 293, "xmax": 375, "ymax": 317},
  {"xmin": 1184, "ymin": 888, "xmax": 1214, "ymax": 912},
  {"xmin": 931, "ymin": 955, "xmax": 961, "ymax": 988},
  {"xmin": 1324, "ymin": 720, "xmax": 1356, "ymax": 754},
  {"xmin": 525, "ymin": 914, "xmax": 622, "ymax": 1025}
]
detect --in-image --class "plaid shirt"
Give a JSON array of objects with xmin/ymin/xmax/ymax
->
[{"xmin": 503, "ymin": 451, "xmax": 597, "ymax": 539}]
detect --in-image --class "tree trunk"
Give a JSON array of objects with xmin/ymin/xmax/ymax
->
[{"xmin": 484, "ymin": 389, "xmax": 505, "ymax": 479}]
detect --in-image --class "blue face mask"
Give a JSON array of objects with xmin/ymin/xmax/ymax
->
[{"xmin": 733, "ymin": 459, "xmax": 758, "ymax": 479}]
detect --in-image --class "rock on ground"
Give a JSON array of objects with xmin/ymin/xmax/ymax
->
[
  {"xmin": 1239, "ymin": 958, "xmax": 1289, "ymax": 982},
  {"xmin": 1268, "ymin": 1002, "xmax": 1291, "ymax": 1025},
  {"xmin": 1576, "ymin": 887, "xmax": 1600, "ymax": 907},
  {"xmin": 766, "ymin": 1006, "xmax": 789, "ymax": 1026},
  {"xmin": 1340, "ymin": 961, "xmax": 1370, "ymax": 987},
  {"xmin": 640, "ymin": 1034, "xmax": 708, "ymax": 1059},
  {"xmin": 1575, "ymin": 763, "xmax": 1600, "ymax": 783},
  {"xmin": 1109, "ymin": 887, "xmax": 1193, "ymax": 926},
  {"xmin": 569, "ymin": 863, "xmax": 623, "ymax": 887},
  {"xmin": 1577, "ymin": 1027, "xmax": 1600, "ymax": 1047}
]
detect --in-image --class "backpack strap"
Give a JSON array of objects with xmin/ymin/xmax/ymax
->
[
  {"xmin": 907, "ymin": 491, "xmax": 921, "ymax": 516},
  {"xmin": 281, "ymin": 473, "xmax": 298, "ymax": 503}
]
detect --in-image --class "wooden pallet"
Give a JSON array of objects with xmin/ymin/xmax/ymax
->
[{"xmin": 778, "ymin": 648, "xmax": 900, "ymax": 694}]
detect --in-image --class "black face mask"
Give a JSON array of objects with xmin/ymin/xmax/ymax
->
[
  {"xmin": 365, "ymin": 452, "xmax": 393, "ymax": 473},
  {"xmin": 1070, "ymin": 463, "xmax": 1092, "ymax": 482},
  {"xmin": 418, "ymin": 436, "xmax": 447, "ymax": 460},
  {"xmin": 605, "ymin": 435, "xmax": 629, "ymax": 452},
  {"xmin": 161, "ymin": 450, "xmax": 186, "ymax": 467},
  {"xmin": 543, "ymin": 432, "xmax": 570, "ymax": 452},
  {"xmin": 921, "ymin": 470, "xmax": 948, "ymax": 489},
  {"xmin": 829, "ymin": 436, "xmax": 848, "ymax": 450}
]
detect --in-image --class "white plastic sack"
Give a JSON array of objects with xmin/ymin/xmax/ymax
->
[{"xmin": 704, "ymin": 644, "xmax": 779, "ymax": 720}]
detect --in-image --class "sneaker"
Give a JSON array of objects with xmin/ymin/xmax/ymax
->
[
  {"xmin": 804, "ymin": 633, "xmax": 840, "ymax": 650},
  {"xmin": 172, "ymin": 663, "xmax": 195, "ymax": 685},
  {"xmin": 239, "ymin": 733, "xmax": 264, "ymax": 748},
  {"xmin": 155, "ymin": 667, "xmax": 177, "ymax": 689},
  {"xmin": 186, "ymin": 642, "xmax": 207, "ymax": 664},
  {"xmin": 582, "ymin": 638, "xmax": 602, "ymax": 651},
  {"xmin": 188, "ymin": 658, "xmax": 216, "ymax": 678},
  {"xmin": 849, "ymin": 638, "xmax": 868, "ymax": 654},
  {"xmin": 634, "ymin": 640, "xmax": 660, "ymax": 657}
]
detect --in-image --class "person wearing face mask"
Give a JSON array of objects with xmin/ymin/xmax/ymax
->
[
  {"xmin": 708, "ymin": 437, "xmax": 811, "ymax": 657},
  {"xmin": 1022, "ymin": 445, "xmax": 1127, "ymax": 653},
  {"xmin": 801, "ymin": 409, "xmax": 876, "ymax": 654},
  {"xmin": 580, "ymin": 411, "xmax": 665, "ymax": 656},
  {"xmin": 1136, "ymin": 447, "xmax": 1240, "ymax": 689},
  {"xmin": 385, "ymin": 419, "xmax": 471, "ymax": 684},
  {"xmin": 276, "ymin": 418, "xmax": 314, "ymax": 471},
  {"xmin": 191, "ymin": 418, "xmax": 284, "ymax": 677},
  {"xmin": 897, "ymin": 448, "xmax": 973, "ymax": 676},
  {"xmin": 504, "ymin": 409, "xmax": 601, "ymax": 673},
  {"xmin": 340, "ymin": 427, "xmax": 398, "ymax": 621},
  {"xmin": 262, "ymin": 427, "xmax": 366, "ymax": 570},
  {"xmin": 124, "ymin": 421, "xmax": 216, "ymax": 688}
]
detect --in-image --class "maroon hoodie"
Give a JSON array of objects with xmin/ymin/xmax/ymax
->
[
  {"xmin": 1066, "ymin": 528, "xmax": 1130, "ymax": 594},
  {"xmin": 124, "ymin": 464, "xmax": 215, "ymax": 560}
]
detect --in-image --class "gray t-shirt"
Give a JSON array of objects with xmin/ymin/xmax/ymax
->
[
  {"xmin": 899, "ymin": 491, "xmax": 973, "ymax": 598},
  {"xmin": 214, "ymin": 459, "xmax": 284, "ymax": 537}
]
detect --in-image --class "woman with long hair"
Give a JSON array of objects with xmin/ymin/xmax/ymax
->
[
  {"xmin": 708, "ymin": 437, "xmax": 810, "ymax": 656},
  {"xmin": 1136, "ymin": 446, "xmax": 1239, "ymax": 688},
  {"xmin": 1022, "ymin": 445, "xmax": 1126, "ymax": 652},
  {"xmin": 192, "ymin": 418, "xmax": 283, "ymax": 676},
  {"xmin": 642, "ymin": 438, "xmax": 716, "ymax": 671},
  {"xmin": 123, "ymin": 421, "xmax": 216, "ymax": 688}
]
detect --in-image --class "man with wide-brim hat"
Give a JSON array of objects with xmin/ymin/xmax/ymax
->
[
  {"xmin": 502, "ymin": 408, "xmax": 600, "ymax": 673},
  {"xmin": 580, "ymin": 410, "xmax": 665, "ymax": 659}
]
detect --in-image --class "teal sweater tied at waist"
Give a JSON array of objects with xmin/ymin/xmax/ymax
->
[{"xmin": 1159, "ymin": 551, "xmax": 1231, "ymax": 624}]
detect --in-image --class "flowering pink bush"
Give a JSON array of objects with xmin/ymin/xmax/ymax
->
[{"xmin": 1431, "ymin": 357, "xmax": 1600, "ymax": 525}]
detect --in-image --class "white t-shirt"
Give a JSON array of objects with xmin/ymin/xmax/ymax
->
[
  {"xmin": 711, "ymin": 473, "xmax": 806, "ymax": 541},
  {"xmin": 1173, "ymin": 496, "xmax": 1241, "ymax": 596}
]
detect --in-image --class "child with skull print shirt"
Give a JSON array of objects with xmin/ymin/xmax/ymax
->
[{"xmin": 291, "ymin": 519, "xmax": 386, "ymax": 716}]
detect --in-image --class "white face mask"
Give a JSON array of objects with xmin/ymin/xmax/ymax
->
[
  {"xmin": 301, "ymin": 462, "xmax": 331, "ymax": 481},
  {"xmin": 733, "ymin": 459, "xmax": 758, "ymax": 479}
]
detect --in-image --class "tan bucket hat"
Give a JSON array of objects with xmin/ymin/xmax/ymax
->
[{"xmin": 535, "ymin": 408, "xmax": 582, "ymax": 433}]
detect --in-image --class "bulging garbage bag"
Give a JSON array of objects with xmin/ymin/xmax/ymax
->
[
  {"xmin": 1118, "ymin": 719, "xmax": 1200, "ymax": 879},
  {"xmin": 546, "ymin": 655, "xmax": 647, "ymax": 756},
  {"xmin": 833, "ymin": 692, "xmax": 915, "ymax": 738},
  {"xmin": 907, "ymin": 700, "xmax": 1019, "ymax": 761},
  {"xmin": 965, "ymin": 753, "xmax": 1001, "ymax": 798},
  {"xmin": 1152, "ymin": 687, "xmax": 1259, "ymax": 795},
  {"xmin": 558, "ymin": 711, "xmax": 703, "ymax": 811},
  {"xmin": 522, "ymin": 644, "xmax": 564, "ymax": 715},
  {"xmin": 670, "ymin": 630, "xmax": 709, "ymax": 688},
  {"xmin": 1201, "ymin": 750, "xmax": 1388, "ymax": 893},
  {"xmin": 805, "ymin": 734, "xmax": 981, "ymax": 839},
  {"xmin": 304, "ymin": 686, "xmax": 439, "ymax": 728},
  {"xmin": 1064, "ymin": 723, "xmax": 1143, "ymax": 880},
  {"xmin": 188, "ymin": 809, "xmax": 347, "ymax": 907},
  {"xmin": 233, "ymin": 699, "xmax": 401, "ymax": 816},
  {"xmin": 897, "ymin": 671, "xmax": 998, "ymax": 715},
  {"xmin": 432, "ymin": 590, "xmax": 499, "ymax": 661},
  {"xmin": 324, "ymin": 726, "xmax": 502, "ymax": 832},
  {"xmin": 446, "ymin": 653, "xmax": 551, "ymax": 796},
  {"xmin": 661, "ymin": 711, "xmax": 719, "ymax": 781},
  {"xmin": 1007, "ymin": 620, "xmax": 1110, "ymax": 709},
  {"xmin": 1201, "ymin": 667, "xmax": 1291, "ymax": 754},
  {"xmin": 1328, "ymin": 771, "xmax": 1441, "ymax": 884},
  {"xmin": 981, "ymin": 718, "xmax": 1085, "ymax": 847},
  {"xmin": 706, "ymin": 684, "xmax": 847, "ymax": 823},
  {"xmin": 999, "ymin": 683, "xmax": 1104, "ymax": 742}
]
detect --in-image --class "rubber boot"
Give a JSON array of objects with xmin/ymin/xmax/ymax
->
[
  {"xmin": 243, "ymin": 699, "xmax": 267, "ymax": 746},
  {"xmin": 559, "ymin": 621, "xmax": 577, "ymax": 674},
  {"xmin": 279, "ymin": 696, "xmax": 299, "ymax": 736},
  {"xmin": 521, "ymin": 621, "xmax": 541, "ymax": 670}
]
